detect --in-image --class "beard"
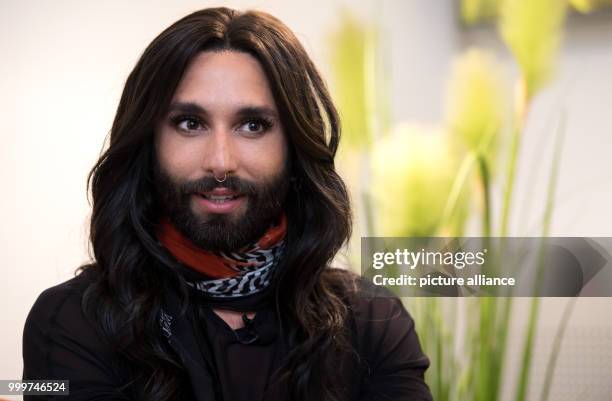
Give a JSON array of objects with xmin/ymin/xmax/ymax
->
[{"xmin": 152, "ymin": 160, "xmax": 290, "ymax": 253}]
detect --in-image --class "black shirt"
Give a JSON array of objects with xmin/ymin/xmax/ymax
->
[
  {"xmin": 22, "ymin": 269, "xmax": 433, "ymax": 400},
  {"xmin": 195, "ymin": 306, "xmax": 283, "ymax": 401}
]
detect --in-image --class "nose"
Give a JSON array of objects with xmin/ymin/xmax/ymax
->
[{"xmin": 203, "ymin": 128, "xmax": 238, "ymax": 179}]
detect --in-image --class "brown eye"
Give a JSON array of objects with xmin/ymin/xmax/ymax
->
[
  {"xmin": 246, "ymin": 121, "xmax": 262, "ymax": 132},
  {"xmin": 170, "ymin": 115, "xmax": 205, "ymax": 133},
  {"xmin": 179, "ymin": 117, "xmax": 202, "ymax": 131},
  {"xmin": 238, "ymin": 118, "xmax": 273, "ymax": 135}
]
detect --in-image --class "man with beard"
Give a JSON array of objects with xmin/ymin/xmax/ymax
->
[{"xmin": 22, "ymin": 7, "xmax": 433, "ymax": 401}]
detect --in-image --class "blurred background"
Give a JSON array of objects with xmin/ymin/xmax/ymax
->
[{"xmin": 1, "ymin": 1, "xmax": 611, "ymax": 400}]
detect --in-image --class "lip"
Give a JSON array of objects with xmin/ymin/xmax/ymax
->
[
  {"xmin": 197, "ymin": 187, "xmax": 241, "ymax": 197},
  {"xmin": 193, "ymin": 191, "xmax": 245, "ymax": 214}
]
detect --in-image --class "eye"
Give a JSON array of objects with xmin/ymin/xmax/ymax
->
[
  {"xmin": 237, "ymin": 118, "xmax": 273, "ymax": 135},
  {"xmin": 170, "ymin": 115, "xmax": 205, "ymax": 133}
]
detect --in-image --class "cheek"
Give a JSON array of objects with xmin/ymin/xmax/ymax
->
[
  {"xmin": 155, "ymin": 131, "xmax": 201, "ymax": 177},
  {"xmin": 240, "ymin": 134, "xmax": 288, "ymax": 175}
]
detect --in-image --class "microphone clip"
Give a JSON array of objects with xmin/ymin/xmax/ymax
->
[{"xmin": 236, "ymin": 313, "xmax": 259, "ymax": 345}]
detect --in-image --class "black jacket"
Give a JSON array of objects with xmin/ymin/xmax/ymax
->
[{"xmin": 22, "ymin": 270, "xmax": 433, "ymax": 401}]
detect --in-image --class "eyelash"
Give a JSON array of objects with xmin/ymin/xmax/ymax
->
[{"xmin": 169, "ymin": 114, "xmax": 274, "ymax": 136}]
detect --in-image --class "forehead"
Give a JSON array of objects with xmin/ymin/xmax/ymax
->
[{"xmin": 171, "ymin": 50, "xmax": 277, "ymax": 109}]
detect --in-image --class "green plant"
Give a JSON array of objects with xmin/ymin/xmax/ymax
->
[{"xmin": 328, "ymin": 2, "xmax": 580, "ymax": 400}]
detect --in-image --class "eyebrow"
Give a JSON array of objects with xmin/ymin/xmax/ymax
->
[{"xmin": 167, "ymin": 101, "xmax": 279, "ymax": 119}]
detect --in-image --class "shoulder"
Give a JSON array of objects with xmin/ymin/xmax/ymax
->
[
  {"xmin": 22, "ymin": 268, "xmax": 121, "ymax": 379},
  {"xmin": 331, "ymin": 270, "xmax": 430, "ymax": 369},
  {"xmin": 24, "ymin": 269, "xmax": 96, "ymax": 340},
  {"xmin": 347, "ymin": 273, "xmax": 416, "ymax": 337},
  {"xmin": 325, "ymin": 268, "xmax": 411, "ymax": 323},
  {"xmin": 27, "ymin": 269, "xmax": 93, "ymax": 314},
  {"xmin": 24, "ymin": 270, "xmax": 93, "ymax": 339}
]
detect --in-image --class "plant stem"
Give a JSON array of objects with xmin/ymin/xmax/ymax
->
[
  {"xmin": 477, "ymin": 154, "xmax": 492, "ymax": 237},
  {"xmin": 513, "ymin": 111, "xmax": 566, "ymax": 401},
  {"xmin": 500, "ymin": 125, "xmax": 520, "ymax": 236},
  {"xmin": 500, "ymin": 80, "xmax": 530, "ymax": 237},
  {"xmin": 438, "ymin": 152, "xmax": 476, "ymax": 235},
  {"xmin": 540, "ymin": 297, "xmax": 576, "ymax": 401}
]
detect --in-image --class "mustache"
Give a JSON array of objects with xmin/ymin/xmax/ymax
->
[{"xmin": 179, "ymin": 175, "xmax": 259, "ymax": 196}]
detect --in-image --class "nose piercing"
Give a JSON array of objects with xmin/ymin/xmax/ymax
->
[{"xmin": 214, "ymin": 173, "xmax": 228, "ymax": 183}]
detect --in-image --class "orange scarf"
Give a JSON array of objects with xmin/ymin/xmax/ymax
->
[{"xmin": 157, "ymin": 214, "xmax": 287, "ymax": 279}]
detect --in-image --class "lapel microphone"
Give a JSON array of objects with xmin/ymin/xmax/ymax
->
[
  {"xmin": 236, "ymin": 313, "xmax": 277, "ymax": 345},
  {"xmin": 237, "ymin": 314, "xmax": 259, "ymax": 345},
  {"xmin": 242, "ymin": 313, "xmax": 255, "ymax": 327}
]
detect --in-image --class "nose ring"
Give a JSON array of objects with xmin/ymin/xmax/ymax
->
[{"xmin": 214, "ymin": 173, "xmax": 228, "ymax": 183}]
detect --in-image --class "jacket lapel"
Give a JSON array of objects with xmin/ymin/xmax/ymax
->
[{"xmin": 160, "ymin": 288, "xmax": 217, "ymax": 401}]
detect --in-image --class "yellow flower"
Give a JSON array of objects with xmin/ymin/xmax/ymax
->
[
  {"xmin": 370, "ymin": 124, "xmax": 468, "ymax": 236},
  {"xmin": 461, "ymin": 0, "xmax": 500, "ymax": 25},
  {"xmin": 328, "ymin": 10, "xmax": 379, "ymax": 150},
  {"xmin": 569, "ymin": 0, "xmax": 595, "ymax": 12},
  {"xmin": 446, "ymin": 48, "xmax": 509, "ymax": 172},
  {"xmin": 499, "ymin": 0, "xmax": 568, "ymax": 99}
]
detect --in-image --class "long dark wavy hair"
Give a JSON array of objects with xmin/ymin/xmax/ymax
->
[{"xmin": 79, "ymin": 7, "xmax": 357, "ymax": 401}]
